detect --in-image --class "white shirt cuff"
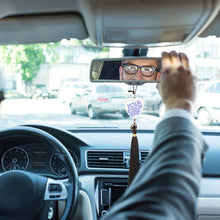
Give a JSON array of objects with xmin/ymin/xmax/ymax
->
[{"xmin": 161, "ymin": 108, "xmax": 193, "ymax": 122}]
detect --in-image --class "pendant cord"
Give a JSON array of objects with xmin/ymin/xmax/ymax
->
[{"xmin": 128, "ymin": 85, "xmax": 137, "ymax": 98}]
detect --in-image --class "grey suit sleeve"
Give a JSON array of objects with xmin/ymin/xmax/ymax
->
[{"xmin": 102, "ymin": 117, "xmax": 206, "ymax": 220}]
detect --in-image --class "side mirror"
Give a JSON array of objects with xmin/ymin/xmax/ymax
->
[{"xmin": 90, "ymin": 57, "xmax": 161, "ymax": 85}]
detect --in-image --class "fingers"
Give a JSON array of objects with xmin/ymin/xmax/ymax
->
[
  {"xmin": 170, "ymin": 50, "xmax": 181, "ymax": 66},
  {"xmin": 161, "ymin": 52, "xmax": 171, "ymax": 70},
  {"xmin": 161, "ymin": 51, "xmax": 189, "ymax": 70},
  {"xmin": 179, "ymin": 52, "xmax": 189, "ymax": 69}
]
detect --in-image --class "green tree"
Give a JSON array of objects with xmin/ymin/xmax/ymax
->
[
  {"xmin": 20, "ymin": 45, "xmax": 45, "ymax": 87},
  {"xmin": 0, "ymin": 43, "xmax": 60, "ymax": 89}
]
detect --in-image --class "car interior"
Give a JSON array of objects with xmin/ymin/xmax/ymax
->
[{"xmin": 0, "ymin": 0, "xmax": 220, "ymax": 219}]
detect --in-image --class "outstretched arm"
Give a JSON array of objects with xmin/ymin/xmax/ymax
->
[{"xmin": 102, "ymin": 51, "xmax": 206, "ymax": 220}]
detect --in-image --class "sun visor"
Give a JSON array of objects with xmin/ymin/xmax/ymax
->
[
  {"xmin": 94, "ymin": 0, "xmax": 220, "ymax": 47},
  {"xmin": 0, "ymin": 13, "xmax": 88, "ymax": 45}
]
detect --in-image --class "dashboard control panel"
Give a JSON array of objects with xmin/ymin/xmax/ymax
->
[{"xmin": 96, "ymin": 178, "xmax": 127, "ymax": 217}]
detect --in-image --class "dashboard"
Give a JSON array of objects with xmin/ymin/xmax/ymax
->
[{"xmin": 1, "ymin": 124, "xmax": 220, "ymax": 220}]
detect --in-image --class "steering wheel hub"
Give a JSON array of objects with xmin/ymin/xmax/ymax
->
[{"xmin": 0, "ymin": 171, "xmax": 47, "ymax": 217}]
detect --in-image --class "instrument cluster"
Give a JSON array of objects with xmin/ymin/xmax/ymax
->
[{"xmin": 0, "ymin": 144, "xmax": 79, "ymax": 177}]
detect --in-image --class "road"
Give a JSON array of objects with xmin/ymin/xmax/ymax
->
[
  {"xmin": 0, "ymin": 98, "xmax": 219, "ymax": 131},
  {"xmin": 0, "ymin": 98, "xmax": 161, "ymax": 130}
]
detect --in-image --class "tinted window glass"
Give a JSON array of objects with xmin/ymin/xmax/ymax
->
[
  {"xmin": 216, "ymin": 83, "xmax": 220, "ymax": 93},
  {"xmin": 205, "ymin": 84, "xmax": 215, "ymax": 93},
  {"xmin": 113, "ymin": 86, "xmax": 124, "ymax": 92},
  {"xmin": 96, "ymin": 86, "xmax": 110, "ymax": 93}
]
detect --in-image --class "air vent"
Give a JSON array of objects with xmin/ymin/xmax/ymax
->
[
  {"xmin": 87, "ymin": 151, "xmax": 124, "ymax": 168},
  {"xmin": 141, "ymin": 151, "xmax": 150, "ymax": 164}
]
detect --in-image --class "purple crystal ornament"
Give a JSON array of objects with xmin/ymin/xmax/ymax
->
[{"xmin": 125, "ymin": 98, "xmax": 144, "ymax": 118}]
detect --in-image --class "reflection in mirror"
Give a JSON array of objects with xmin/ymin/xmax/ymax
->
[{"xmin": 90, "ymin": 57, "xmax": 161, "ymax": 84}]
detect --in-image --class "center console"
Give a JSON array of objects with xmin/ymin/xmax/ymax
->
[{"xmin": 95, "ymin": 178, "xmax": 128, "ymax": 217}]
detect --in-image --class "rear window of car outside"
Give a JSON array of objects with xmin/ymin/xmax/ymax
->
[{"xmin": 96, "ymin": 85, "xmax": 123, "ymax": 93}]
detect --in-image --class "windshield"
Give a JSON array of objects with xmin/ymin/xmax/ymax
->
[{"xmin": 0, "ymin": 37, "xmax": 220, "ymax": 131}]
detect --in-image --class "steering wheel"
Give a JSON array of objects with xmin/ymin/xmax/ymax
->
[{"xmin": 0, "ymin": 126, "xmax": 79, "ymax": 220}]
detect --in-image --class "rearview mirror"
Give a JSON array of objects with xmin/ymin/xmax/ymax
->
[{"xmin": 90, "ymin": 57, "xmax": 161, "ymax": 85}]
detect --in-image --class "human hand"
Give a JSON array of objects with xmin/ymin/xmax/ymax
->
[{"xmin": 158, "ymin": 51, "xmax": 197, "ymax": 113}]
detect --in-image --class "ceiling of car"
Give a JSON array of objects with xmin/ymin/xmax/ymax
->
[{"xmin": 0, "ymin": 0, "xmax": 219, "ymax": 46}]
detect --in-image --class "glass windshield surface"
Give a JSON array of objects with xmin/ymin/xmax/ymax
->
[{"xmin": 0, "ymin": 37, "xmax": 219, "ymax": 131}]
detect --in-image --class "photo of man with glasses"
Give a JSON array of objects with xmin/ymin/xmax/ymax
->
[{"xmin": 119, "ymin": 59, "xmax": 161, "ymax": 81}]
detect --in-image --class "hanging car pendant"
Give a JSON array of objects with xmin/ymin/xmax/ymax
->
[{"xmin": 125, "ymin": 97, "xmax": 144, "ymax": 118}]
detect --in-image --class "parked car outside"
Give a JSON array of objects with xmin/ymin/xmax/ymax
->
[
  {"xmin": 50, "ymin": 89, "xmax": 58, "ymax": 98},
  {"xmin": 31, "ymin": 85, "xmax": 52, "ymax": 99},
  {"xmin": 0, "ymin": 87, "xmax": 4, "ymax": 103},
  {"xmin": 58, "ymin": 81, "xmax": 88, "ymax": 105},
  {"xmin": 135, "ymin": 84, "xmax": 165, "ymax": 117},
  {"xmin": 69, "ymin": 83, "xmax": 129, "ymax": 119},
  {"xmin": 195, "ymin": 80, "xmax": 220, "ymax": 125}
]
